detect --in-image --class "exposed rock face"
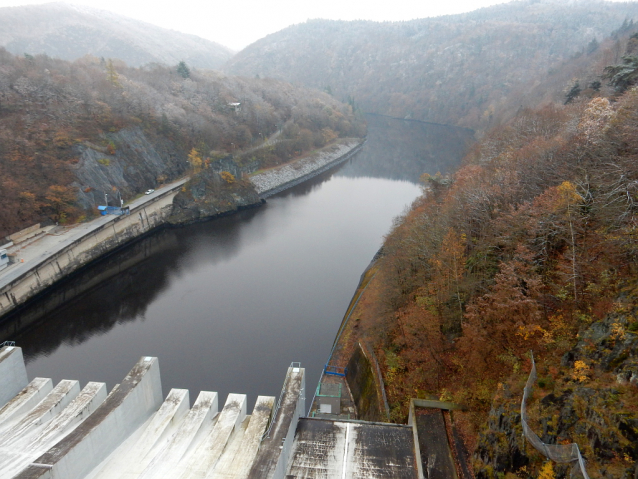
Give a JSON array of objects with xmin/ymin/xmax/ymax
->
[
  {"xmin": 168, "ymin": 157, "xmax": 262, "ymax": 224},
  {"xmin": 73, "ymin": 127, "xmax": 186, "ymax": 209},
  {"xmin": 475, "ymin": 309, "xmax": 638, "ymax": 479}
]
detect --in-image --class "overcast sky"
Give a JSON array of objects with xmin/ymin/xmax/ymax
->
[{"xmin": 0, "ymin": 0, "xmax": 630, "ymax": 50}]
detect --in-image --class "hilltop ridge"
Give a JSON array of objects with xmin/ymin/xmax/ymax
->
[
  {"xmin": 0, "ymin": 2, "xmax": 233, "ymax": 69},
  {"xmin": 224, "ymin": 0, "xmax": 638, "ymax": 132}
]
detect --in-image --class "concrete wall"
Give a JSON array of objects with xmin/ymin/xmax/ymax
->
[
  {"xmin": 7, "ymin": 224, "xmax": 41, "ymax": 244},
  {"xmin": 0, "ymin": 346, "xmax": 28, "ymax": 408},
  {"xmin": 346, "ymin": 343, "xmax": 390, "ymax": 422},
  {"xmin": 0, "ymin": 188, "xmax": 180, "ymax": 320}
]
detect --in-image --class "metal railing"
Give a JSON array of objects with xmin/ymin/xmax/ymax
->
[
  {"xmin": 522, "ymin": 352, "xmax": 589, "ymax": 479},
  {"xmin": 0, "ymin": 341, "xmax": 15, "ymax": 348},
  {"xmin": 324, "ymin": 363, "xmax": 347, "ymax": 377}
]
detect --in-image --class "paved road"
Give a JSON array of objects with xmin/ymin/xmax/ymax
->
[{"xmin": 0, "ymin": 178, "xmax": 188, "ymax": 289}]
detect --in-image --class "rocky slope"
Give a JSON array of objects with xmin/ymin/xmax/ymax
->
[{"xmin": 168, "ymin": 155, "xmax": 261, "ymax": 224}]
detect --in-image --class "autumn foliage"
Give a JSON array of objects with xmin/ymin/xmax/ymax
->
[
  {"xmin": 0, "ymin": 49, "xmax": 365, "ymax": 237},
  {"xmin": 348, "ymin": 84, "xmax": 638, "ymax": 457}
]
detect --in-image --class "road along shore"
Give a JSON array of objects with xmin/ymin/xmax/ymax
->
[{"xmin": 0, "ymin": 139, "xmax": 365, "ymax": 324}]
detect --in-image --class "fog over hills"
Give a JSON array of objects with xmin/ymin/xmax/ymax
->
[
  {"xmin": 0, "ymin": 2, "xmax": 234, "ymax": 69},
  {"xmin": 224, "ymin": 0, "xmax": 638, "ymax": 131}
]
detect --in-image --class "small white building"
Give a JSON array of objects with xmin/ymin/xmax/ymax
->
[{"xmin": 228, "ymin": 102, "xmax": 241, "ymax": 113}]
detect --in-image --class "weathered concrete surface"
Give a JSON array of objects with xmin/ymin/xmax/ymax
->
[
  {"xmin": 212, "ymin": 395, "xmax": 275, "ymax": 479},
  {"xmin": 0, "ymin": 346, "xmax": 28, "ymax": 407},
  {"xmin": 0, "ymin": 377, "xmax": 53, "ymax": 431},
  {"xmin": 416, "ymin": 410, "xmax": 457, "ymax": 479},
  {"xmin": 286, "ymin": 418, "xmax": 417, "ymax": 478},
  {"xmin": 0, "ymin": 179, "xmax": 186, "ymax": 320},
  {"xmin": 15, "ymin": 356, "xmax": 163, "ymax": 479},
  {"xmin": 250, "ymin": 139, "xmax": 364, "ymax": 198},
  {"xmin": 0, "ymin": 379, "xmax": 81, "ymax": 447},
  {"xmin": 87, "ymin": 388, "xmax": 191, "ymax": 479},
  {"xmin": 0, "ymin": 382, "xmax": 107, "ymax": 479},
  {"xmin": 0, "ymin": 352, "xmax": 432, "ymax": 479},
  {"xmin": 138, "ymin": 390, "xmax": 219, "ymax": 479},
  {"xmin": 248, "ymin": 366, "xmax": 306, "ymax": 479},
  {"xmin": 177, "ymin": 393, "xmax": 246, "ymax": 479}
]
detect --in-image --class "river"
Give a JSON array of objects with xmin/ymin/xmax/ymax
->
[{"xmin": 5, "ymin": 115, "xmax": 473, "ymax": 408}]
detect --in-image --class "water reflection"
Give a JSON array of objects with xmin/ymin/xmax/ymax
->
[
  {"xmin": 338, "ymin": 114, "xmax": 474, "ymax": 182},
  {"xmin": 4, "ymin": 116, "xmax": 473, "ymax": 407}
]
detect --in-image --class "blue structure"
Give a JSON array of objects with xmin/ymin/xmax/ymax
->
[
  {"xmin": 0, "ymin": 249, "xmax": 8, "ymax": 271},
  {"xmin": 324, "ymin": 363, "xmax": 347, "ymax": 377},
  {"xmin": 98, "ymin": 206, "xmax": 130, "ymax": 216}
]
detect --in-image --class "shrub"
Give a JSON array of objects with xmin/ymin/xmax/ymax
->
[{"xmin": 220, "ymin": 171, "xmax": 235, "ymax": 184}]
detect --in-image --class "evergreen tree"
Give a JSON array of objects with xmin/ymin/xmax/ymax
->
[
  {"xmin": 564, "ymin": 81, "xmax": 581, "ymax": 104},
  {"xmin": 176, "ymin": 61, "xmax": 190, "ymax": 79}
]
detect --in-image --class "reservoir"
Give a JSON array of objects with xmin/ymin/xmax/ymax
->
[{"xmin": 3, "ymin": 115, "xmax": 473, "ymax": 407}]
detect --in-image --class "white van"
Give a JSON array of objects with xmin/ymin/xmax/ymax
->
[{"xmin": 0, "ymin": 249, "xmax": 9, "ymax": 271}]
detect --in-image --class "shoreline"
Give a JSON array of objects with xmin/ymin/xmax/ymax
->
[
  {"xmin": 251, "ymin": 139, "xmax": 365, "ymax": 198},
  {"xmin": 0, "ymin": 138, "xmax": 365, "ymax": 326}
]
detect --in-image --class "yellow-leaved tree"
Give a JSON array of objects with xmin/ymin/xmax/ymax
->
[{"xmin": 188, "ymin": 148, "xmax": 203, "ymax": 173}]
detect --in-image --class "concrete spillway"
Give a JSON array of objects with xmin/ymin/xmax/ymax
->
[{"xmin": 0, "ymin": 344, "xmax": 441, "ymax": 479}]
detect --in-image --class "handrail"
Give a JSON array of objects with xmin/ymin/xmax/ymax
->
[
  {"xmin": 0, "ymin": 341, "xmax": 15, "ymax": 348},
  {"xmin": 307, "ymin": 366, "xmax": 325, "ymax": 417},
  {"xmin": 324, "ymin": 363, "xmax": 347, "ymax": 377}
]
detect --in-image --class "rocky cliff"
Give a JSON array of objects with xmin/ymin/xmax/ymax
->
[
  {"xmin": 168, "ymin": 156, "xmax": 261, "ymax": 224},
  {"xmin": 73, "ymin": 127, "xmax": 187, "ymax": 209}
]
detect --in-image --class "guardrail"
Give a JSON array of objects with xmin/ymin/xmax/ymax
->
[{"xmin": 324, "ymin": 363, "xmax": 347, "ymax": 377}]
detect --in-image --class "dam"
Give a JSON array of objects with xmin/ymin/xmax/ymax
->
[{"xmin": 0, "ymin": 344, "xmax": 432, "ymax": 479}]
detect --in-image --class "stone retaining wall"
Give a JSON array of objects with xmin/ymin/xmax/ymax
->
[{"xmin": 251, "ymin": 139, "xmax": 365, "ymax": 198}]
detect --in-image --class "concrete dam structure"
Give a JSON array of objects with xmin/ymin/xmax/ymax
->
[{"xmin": 0, "ymin": 344, "xmax": 439, "ymax": 479}]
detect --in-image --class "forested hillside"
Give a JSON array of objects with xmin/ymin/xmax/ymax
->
[
  {"xmin": 0, "ymin": 3, "xmax": 233, "ymax": 69},
  {"xmin": 0, "ymin": 49, "xmax": 364, "ymax": 237},
  {"xmin": 225, "ymin": 0, "xmax": 638, "ymax": 132},
  {"xmin": 335, "ymin": 28, "xmax": 638, "ymax": 479}
]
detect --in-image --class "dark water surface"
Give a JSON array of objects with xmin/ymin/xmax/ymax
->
[{"xmin": 8, "ymin": 116, "xmax": 473, "ymax": 408}]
